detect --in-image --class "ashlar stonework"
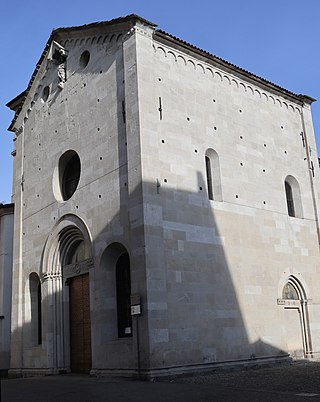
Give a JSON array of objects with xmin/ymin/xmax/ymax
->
[{"xmin": 6, "ymin": 14, "xmax": 320, "ymax": 378}]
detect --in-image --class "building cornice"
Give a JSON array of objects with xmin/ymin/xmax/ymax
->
[{"xmin": 154, "ymin": 29, "xmax": 315, "ymax": 106}]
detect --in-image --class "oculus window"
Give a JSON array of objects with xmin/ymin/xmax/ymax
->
[{"xmin": 53, "ymin": 150, "xmax": 81, "ymax": 202}]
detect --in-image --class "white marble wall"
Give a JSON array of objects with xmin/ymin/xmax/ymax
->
[{"xmin": 8, "ymin": 17, "xmax": 320, "ymax": 378}]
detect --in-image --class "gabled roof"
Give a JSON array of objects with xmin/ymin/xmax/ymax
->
[
  {"xmin": 6, "ymin": 14, "xmax": 155, "ymax": 132},
  {"xmin": 6, "ymin": 14, "xmax": 315, "ymax": 132}
]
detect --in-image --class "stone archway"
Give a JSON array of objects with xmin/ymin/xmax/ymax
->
[
  {"xmin": 279, "ymin": 276, "xmax": 312, "ymax": 358},
  {"xmin": 40, "ymin": 214, "xmax": 93, "ymax": 374}
]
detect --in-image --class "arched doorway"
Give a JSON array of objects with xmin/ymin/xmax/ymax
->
[
  {"xmin": 280, "ymin": 276, "xmax": 312, "ymax": 358},
  {"xmin": 41, "ymin": 215, "xmax": 93, "ymax": 374}
]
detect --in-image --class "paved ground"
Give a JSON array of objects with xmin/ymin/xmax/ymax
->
[{"xmin": 2, "ymin": 361, "xmax": 320, "ymax": 401}]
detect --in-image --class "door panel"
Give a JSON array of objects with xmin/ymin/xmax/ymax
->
[{"xmin": 69, "ymin": 274, "xmax": 92, "ymax": 373}]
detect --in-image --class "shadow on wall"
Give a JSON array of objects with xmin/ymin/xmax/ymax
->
[
  {"xmin": 10, "ymin": 170, "xmax": 307, "ymax": 378},
  {"xmin": 9, "ymin": 36, "xmax": 312, "ymax": 378}
]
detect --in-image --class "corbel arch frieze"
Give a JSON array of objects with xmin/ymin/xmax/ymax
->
[
  {"xmin": 18, "ymin": 30, "xmax": 128, "ymax": 131},
  {"xmin": 153, "ymin": 43, "xmax": 301, "ymax": 113}
]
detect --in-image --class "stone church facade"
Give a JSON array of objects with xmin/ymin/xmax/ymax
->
[{"xmin": 6, "ymin": 14, "xmax": 320, "ymax": 378}]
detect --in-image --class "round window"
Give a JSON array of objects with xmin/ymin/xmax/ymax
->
[
  {"xmin": 79, "ymin": 50, "xmax": 90, "ymax": 69},
  {"xmin": 52, "ymin": 150, "xmax": 81, "ymax": 202}
]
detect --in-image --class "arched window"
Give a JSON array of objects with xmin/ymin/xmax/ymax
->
[
  {"xmin": 205, "ymin": 149, "xmax": 222, "ymax": 201},
  {"xmin": 284, "ymin": 176, "xmax": 303, "ymax": 218},
  {"xmin": 29, "ymin": 273, "xmax": 42, "ymax": 345},
  {"xmin": 116, "ymin": 253, "xmax": 132, "ymax": 338},
  {"xmin": 205, "ymin": 156, "xmax": 213, "ymax": 200}
]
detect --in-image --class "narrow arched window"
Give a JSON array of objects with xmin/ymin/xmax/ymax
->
[
  {"xmin": 116, "ymin": 253, "xmax": 132, "ymax": 338},
  {"xmin": 284, "ymin": 176, "xmax": 303, "ymax": 218},
  {"xmin": 29, "ymin": 273, "xmax": 42, "ymax": 345},
  {"xmin": 205, "ymin": 156, "xmax": 213, "ymax": 200},
  {"xmin": 205, "ymin": 149, "xmax": 222, "ymax": 201},
  {"xmin": 285, "ymin": 181, "xmax": 295, "ymax": 217}
]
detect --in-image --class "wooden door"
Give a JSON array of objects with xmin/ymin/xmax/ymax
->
[{"xmin": 69, "ymin": 274, "xmax": 92, "ymax": 373}]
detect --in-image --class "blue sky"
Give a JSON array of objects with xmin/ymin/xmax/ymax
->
[{"xmin": 1, "ymin": 0, "xmax": 320, "ymax": 203}]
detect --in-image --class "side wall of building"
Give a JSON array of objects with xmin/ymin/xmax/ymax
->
[
  {"xmin": 9, "ymin": 18, "xmax": 320, "ymax": 378},
  {"xmin": 135, "ymin": 28, "xmax": 320, "ymax": 374}
]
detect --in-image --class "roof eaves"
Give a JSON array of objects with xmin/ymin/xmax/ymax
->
[
  {"xmin": 6, "ymin": 90, "xmax": 27, "ymax": 111},
  {"xmin": 154, "ymin": 29, "xmax": 315, "ymax": 105},
  {"xmin": 0, "ymin": 203, "xmax": 14, "ymax": 216},
  {"xmin": 6, "ymin": 14, "xmax": 157, "ymax": 132},
  {"xmin": 52, "ymin": 14, "xmax": 156, "ymax": 36},
  {"xmin": 7, "ymin": 35, "xmax": 53, "ymax": 132}
]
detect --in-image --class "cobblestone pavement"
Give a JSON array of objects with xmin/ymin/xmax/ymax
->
[{"xmin": 2, "ymin": 361, "xmax": 320, "ymax": 401}]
